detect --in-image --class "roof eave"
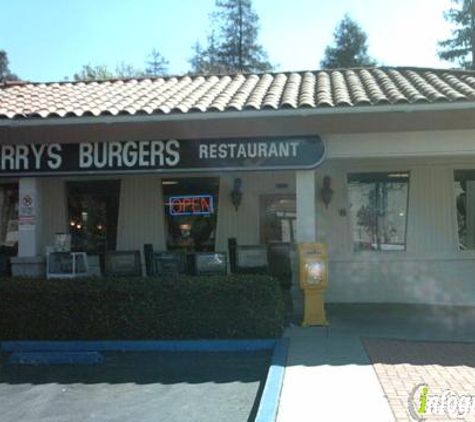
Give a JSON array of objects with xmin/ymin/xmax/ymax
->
[{"xmin": 0, "ymin": 102, "xmax": 474, "ymax": 128}]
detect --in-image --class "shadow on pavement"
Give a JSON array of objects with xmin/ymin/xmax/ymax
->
[
  {"xmin": 284, "ymin": 303, "xmax": 475, "ymax": 367},
  {"xmin": 0, "ymin": 350, "xmax": 272, "ymax": 385},
  {"xmin": 362, "ymin": 337, "xmax": 475, "ymax": 367},
  {"xmin": 0, "ymin": 350, "xmax": 272, "ymax": 422}
]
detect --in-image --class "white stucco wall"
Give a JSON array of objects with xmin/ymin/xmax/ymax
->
[
  {"xmin": 326, "ymin": 130, "xmax": 475, "ymax": 159},
  {"xmin": 116, "ymin": 175, "xmax": 166, "ymax": 252},
  {"xmin": 293, "ymin": 130, "xmax": 474, "ymax": 305}
]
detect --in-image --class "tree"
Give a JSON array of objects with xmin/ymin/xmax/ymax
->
[
  {"xmin": 438, "ymin": 0, "xmax": 475, "ymax": 69},
  {"xmin": 145, "ymin": 49, "xmax": 169, "ymax": 76},
  {"xmin": 73, "ymin": 64, "xmax": 116, "ymax": 81},
  {"xmin": 73, "ymin": 63, "xmax": 146, "ymax": 81},
  {"xmin": 189, "ymin": 0, "xmax": 273, "ymax": 74},
  {"xmin": 73, "ymin": 49, "xmax": 169, "ymax": 81},
  {"xmin": 189, "ymin": 37, "xmax": 227, "ymax": 75},
  {"xmin": 189, "ymin": 42, "xmax": 211, "ymax": 75},
  {"xmin": 320, "ymin": 14, "xmax": 376, "ymax": 69},
  {"xmin": 115, "ymin": 62, "xmax": 145, "ymax": 79},
  {"xmin": 0, "ymin": 50, "xmax": 19, "ymax": 82}
]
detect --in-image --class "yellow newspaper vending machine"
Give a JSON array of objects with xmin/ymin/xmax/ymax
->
[{"xmin": 298, "ymin": 243, "xmax": 329, "ymax": 327}]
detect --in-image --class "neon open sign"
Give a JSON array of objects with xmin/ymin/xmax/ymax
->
[{"xmin": 168, "ymin": 195, "xmax": 214, "ymax": 216}]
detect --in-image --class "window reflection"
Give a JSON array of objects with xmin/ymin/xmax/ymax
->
[
  {"xmin": 0, "ymin": 184, "xmax": 18, "ymax": 248},
  {"xmin": 454, "ymin": 170, "xmax": 475, "ymax": 250},
  {"xmin": 348, "ymin": 172, "xmax": 409, "ymax": 251}
]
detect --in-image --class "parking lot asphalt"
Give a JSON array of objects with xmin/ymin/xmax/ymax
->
[{"xmin": 0, "ymin": 350, "xmax": 272, "ymax": 422}]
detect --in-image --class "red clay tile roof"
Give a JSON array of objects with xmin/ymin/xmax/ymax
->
[{"xmin": 1, "ymin": 67, "xmax": 475, "ymax": 120}]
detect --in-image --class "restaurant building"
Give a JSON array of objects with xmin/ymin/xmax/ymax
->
[{"xmin": 1, "ymin": 67, "xmax": 475, "ymax": 306}]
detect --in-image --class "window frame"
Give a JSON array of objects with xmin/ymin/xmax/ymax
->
[
  {"xmin": 66, "ymin": 180, "xmax": 121, "ymax": 255},
  {"xmin": 346, "ymin": 171, "xmax": 410, "ymax": 252},
  {"xmin": 0, "ymin": 183, "xmax": 19, "ymax": 248},
  {"xmin": 453, "ymin": 169, "xmax": 475, "ymax": 251}
]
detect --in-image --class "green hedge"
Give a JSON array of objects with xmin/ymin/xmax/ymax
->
[{"xmin": 0, "ymin": 274, "xmax": 285, "ymax": 340}]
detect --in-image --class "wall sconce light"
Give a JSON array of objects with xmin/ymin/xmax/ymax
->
[
  {"xmin": 320, "ymin": 175, "xmax": 333, "ymax": 208},
  {"xmin": 230, "ymin": 178, "xmax": 243, "ymax": 211}
]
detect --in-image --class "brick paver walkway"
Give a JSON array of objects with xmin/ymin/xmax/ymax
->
[{"xmin": 363, "ymin": 338, "xmax": 475, "ymax": 422}]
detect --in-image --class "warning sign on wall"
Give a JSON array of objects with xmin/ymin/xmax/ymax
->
[{"xmin": 19, "ymin": 193, "xmax": 36, "ymax": 231}]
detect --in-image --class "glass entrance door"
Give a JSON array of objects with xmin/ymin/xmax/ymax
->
[
  {"xmin": 0, "ymin": 184, "xmax": 18, "ymax": 248},
  {"xmin": 0, "ymin": 184, "xmax": 18, "ymax": 275},
  {"xmin": 66, "ymin": 181, "xmax": 121, "ymax": 257},
  {"xmin": 260, "ymin": 195, "xmax": 296, "ymax": 244}
]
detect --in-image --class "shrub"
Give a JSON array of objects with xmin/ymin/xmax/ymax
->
[{"xmin": 0, "ymin": 274, "xmax": 285, "ymax": 340}]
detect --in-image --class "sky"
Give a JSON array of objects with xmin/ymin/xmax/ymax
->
[{"xmin": 0, "ymin": 0, "xmax": 456, "ymax": 82}]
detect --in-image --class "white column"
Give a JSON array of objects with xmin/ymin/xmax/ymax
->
[
  {"xmin": 296, "ymin": 170, "xmax": 317, "ymax": 243},
  {"xmin": 18, "ymin": 177, "xmax": 42, "ymax": 257}
]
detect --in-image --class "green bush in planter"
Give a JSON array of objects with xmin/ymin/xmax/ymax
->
[{"xmin": 0, "ymin": 274, "xmax": 285, "ymax": 340}]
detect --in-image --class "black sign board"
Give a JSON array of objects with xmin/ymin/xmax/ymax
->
[
  {"xmin": 0, "ymin": 135, "xmax": 325, "ymax": 176},
  {"xmin": 104, "ymin": 250, "xmax": 142, "ymax": 277}
]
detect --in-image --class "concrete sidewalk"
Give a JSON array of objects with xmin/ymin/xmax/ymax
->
[
  {"xmin": 277, "ymin": 327, "xmax": 394, "ymax": 422},
  {"xmin": 276, "ymin": 304, "xmax": 475, "ymax": 422}
]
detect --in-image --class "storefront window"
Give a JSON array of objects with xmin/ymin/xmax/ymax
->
[
  {"xmin": 348, "ymin": 172, "xmax": 409, "ymax": 251},
  {"xmin": 163, "ymin": 178, "xmax": 219, "ymax": 252},
  {"xmin": 67, "ymin": 181, "xmax": 121, "ymax": 255},
  {"xmin": 454, "ymin": 170, "xmax": 475, "ymax": 250},
  {"xmin": 260, "ymin": 195, "xmax": 296, "ymax": 244},
  {"xmin": 0, "ymin": 184, "xmax": 18, "ymax": 248}
]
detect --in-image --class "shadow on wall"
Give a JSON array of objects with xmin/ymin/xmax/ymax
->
[{"xmin": 326, "ymin": 258, "xmax": 475, "ymax": 306}]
